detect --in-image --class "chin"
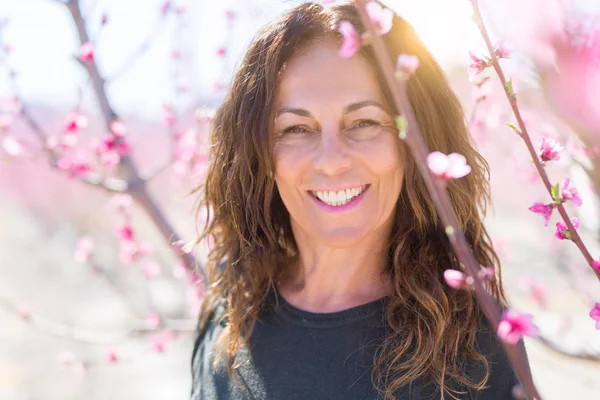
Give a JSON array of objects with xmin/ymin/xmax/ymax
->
[{"xmin": 313, "ymin": 227, "xmax": 370, "ymax": 248}]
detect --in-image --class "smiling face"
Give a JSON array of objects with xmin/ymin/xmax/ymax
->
[{"xmin": 272, "ymin": 40, "xmax": 405, "ymax": 248}]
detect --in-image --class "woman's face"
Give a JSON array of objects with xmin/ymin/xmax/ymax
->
[{"xmin": 272, "ymin": 40, "xmax": 405, "ymax": 248}]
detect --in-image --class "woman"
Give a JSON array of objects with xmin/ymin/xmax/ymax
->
[{"xmin": 189, "ymin": 1, "xmax": 529, "ymax": 399}]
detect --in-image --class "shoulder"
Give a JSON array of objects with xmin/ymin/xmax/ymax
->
[
  {"xmin": 190, "ymin": 296, "xmax": 229, "ymax": 376},
  {"xmin": 464, "ymin": 315, "xmax": 530, "ymax": 400}
]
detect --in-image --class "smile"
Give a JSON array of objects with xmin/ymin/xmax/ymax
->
[{"xmin": 309, "ymin": 184, "xmax": 369, "ymax": 207}]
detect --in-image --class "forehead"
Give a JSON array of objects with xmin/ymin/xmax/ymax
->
[{"xmin": 275, "ymin": 40, "xmax": 384, "ymax": 107}]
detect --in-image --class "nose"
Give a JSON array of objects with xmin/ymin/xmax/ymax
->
[{"xmin": 312, "ymin": 126, "xmax": 352, "ymax": 176}]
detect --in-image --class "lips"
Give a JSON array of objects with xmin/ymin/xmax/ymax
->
[
  {"xmin": 308, "ymin": 184, "xmax": 371, "ymax": 212},
  {"xmin": 309, "ymin": 184, "xmax": 369, "ymax": 206}
]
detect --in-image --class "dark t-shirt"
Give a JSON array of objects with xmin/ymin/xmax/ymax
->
[{"xmin": 190, "ymin": 288, "xmax": 526, "ymax": 400}]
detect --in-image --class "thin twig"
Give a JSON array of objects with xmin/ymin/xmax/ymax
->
[
  {"xmin": 469, "ymin": 0, "xmax": 600, "ymax": 282},
  {"xmin": 65, "ymin": 0, "xmax": 207, "ymax": 284},
  {"xmin": 0, "ymin": 294, "xmax": 195, "ymax": 345}
]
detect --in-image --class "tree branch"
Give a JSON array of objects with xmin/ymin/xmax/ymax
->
[
  {"xmin": 352, "ymin": 1, "xmax": 540, "ymax": 398},
  {"xmin": 64, "ymin": 0, "xmax": 206, "ymax": 285}
]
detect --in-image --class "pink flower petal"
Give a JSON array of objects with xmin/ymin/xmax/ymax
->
[
  {"xmin": 443, "ymin": 269, "xmax": 472, "ymax": 289},
  {"xmin": 528, "ymin": 202, "xmax": 553, "ymax": 227},
  {"xmin": 106, "ymin": 350, "xmax": 118, "ymax": 363},
  {"xmin": 396, "ymin": 54, "xmax": 419, "ymax": 79},
  {"xmin": 427, "ymin": 151, "xmax": 450, "ymax": 177},
  {"xmin": 365, "ymin": 1, "xmax": 393, "ymax": 35},
  {"xmin": 74, "ymin": 236, "xmax": 94, "ymax": 263},
  {"xmin": 497, "ymin": 310, "xmax": 538, "ymax": 344},
  {"xmin": 2, "ymin": 135, "xmax": 22, "ymax": 156},
  {"xmin": 338, "ymin": 21, "xmax": 361, "ymax": 58},
  {"xmin": 79, "ymin": 42, "xmax": 94, "ymax": 62}
]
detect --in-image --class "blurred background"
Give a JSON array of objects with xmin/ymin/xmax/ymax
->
[{"xmin": 1, "ymin": 0, "xmax": 600, "ymax": 399}]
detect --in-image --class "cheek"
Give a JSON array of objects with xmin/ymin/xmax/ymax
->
[
  {"xmin": 360, "ymin": 135, "xmax": 404, "ymax": 178},
  {"xmin": 273, "ymin": 142, "xmax": 313, "ymax": 181}
]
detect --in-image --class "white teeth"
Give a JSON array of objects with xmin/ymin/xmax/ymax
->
[{"xmin": 312, "ymin": 185, "xmax": 367, "ymax": 207}]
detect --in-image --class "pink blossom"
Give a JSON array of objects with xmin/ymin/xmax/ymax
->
[
  {"xmin": 160, "ymin": 1, "xmax": 171, "ymax": 14},
  {"xmin": 99, "ymin": 150, "xmax": 121, "ymax": 170},
  {"xmin": 1, "ymin": 97, "xmax": 22, "ymax": 113},
  {"xmin": 0, "ymin": 114, "xmax": 12, "ymax": 130},
  {"xmin": 195, "ymin": 108, "xmax": 216, "ymax": 123},
  {"xmin": 541, "ymin": 21, "xmax": 600, "ymax": 141},
  {"xmin": 338, "ymin": 21, "xmax": 361, "ymax": 58},
  {"xmin": 468, "ymin": 52, "xmax": 489, "ymax": 81},
  {"xmin": 57, "ymin": 149, "xmax": 91, "ymax": 179},
  {"xmin": 365, "ymin": 1, "xmax": 393, "ymax": 35},
  {"xmin": 78, "ymin": 42, "xmax": 94, "ymax": 63},
  {"xmin": 151, "ymin": 335, "xmax": 166, "ymax": 353},
  {"xmin": 554, "ymin": 217, "xmax": 579, "ymax": 240},
  {"xmin": 395, "ymin": 54, "xmax": 419, "ymax": 80},
  {"xmin": 146, "ymin": 313, "xmax": 161, "ymax": 329},
  {"xmin": 119, "ymin": 240, "xmax": 138, "ymax": 264},
  {"xmin": 493, "ymin": 42, "xmax": 511, "ymax": 59},
  {"xmin": 110, "ymin": 121, "xmax": 127, "ymax": 137},
  {"xmin": 224, "ymin": 9, "xmax": 236, "ymax": 20},
  {"xmin": 138, "ymin": 241, "xmax": 154, "ymax": 256},
  {"xmin": 162, "ymin": 104, "xmax": 175, "ymax": 126},
  {"xmin": 538, "ymin": 136, "xmax": 563, "ymax": 162},
  {"xmin": 497, "ymin": 310, "xmax": 538, "ymax": 344},
  {"xmin": 520, "ymin": 276, "xmax": 548, "ymax": 309},
  {"xmin": 112, "ymin": 194, "xmax": 133, "ymax": 213},
  {"xmin": 59, "ymin": 133, "xmax": 78, "ymax": 149},
  {"xmin": 528, "ymin": 202, "xmax": 554, "ymax": 227},
  {"xmin": 488, "ymin": 0, "xmax": 564, "ymax": 68},
  {"xmin": 560, "ymin": 178, "xmax": 582, "ymax": 206},
  {"xmin": 216, "ymin": 47, "xmax": 226, "ymax": 57},
  {"xmin": 92, "ymin": 135, "xmax": 130, "ymax": 169},
  {"xmin": 74, "ymin": 236, "xmax": 94, "ymax": 263},
  {"xmin": 117, "ymin": 224, "xmax": 134, "ymax": 241},
  {"xmin": 141, "ymin": 258, "xmax": 160, "ymax": 279},
  {"xmin": 106, "ymin": 350, "xmax": 118, "ymax": 363},
  {"xmin": 63, "ymin": 112, "xmax": 88, "ymax": 133},
  {"xmin": 2, "ymin": 136, "xmax": 22, "ymax": 156},
  {"xmin": 427, "ymin": 151, "xmax": 471, "ymax": 181},
  {"xmin": 593, "ymin": 260, "xmax": 600, "ymax": 273},
  {"xmin": 443, "ymin": 269, "xmax": 472, "ymax": 290},
  {"xmin": 17, "ymin": 304, "xmax": 31, "ymax": 320},
  {"xmin": 477, "ymin": 266, "xmax": 495, "ymax": 282},
  {"xmin": 590, "ymin": 303, "xmax": 600, "ymax": 330}
]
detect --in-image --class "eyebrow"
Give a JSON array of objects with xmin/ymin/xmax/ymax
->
[{"xmin": 275, "ymin": 100, "xmax": 388, "ymax": 119}]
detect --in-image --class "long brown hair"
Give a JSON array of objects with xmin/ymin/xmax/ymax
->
[{"xmin": 188, "ymin": 2, "xmax": 508, "ymax": 399}]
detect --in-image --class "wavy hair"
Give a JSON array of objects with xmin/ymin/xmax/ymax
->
[{"xmin": 188, "ymin": 2, "xmax": 508, "ymax": 399}]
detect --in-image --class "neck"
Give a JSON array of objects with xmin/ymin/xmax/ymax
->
[{"xmin": 276, "ymin": 222, "xmax": 393, "ymax": 313}]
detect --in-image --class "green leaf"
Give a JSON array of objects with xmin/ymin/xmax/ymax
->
[
  {"xmin": 551, "ymin": 183, "xmax": 561, "ymax": 202},
  {"xmin": 505, "ymin": 122, "xmax": 520, "ymax": 134},
  {"xmin": 395, "ymin": 115, "xmax": 408, "ymax": 139},
  {"xmin": 505, "ymin": 78, "xmax": 515, "ymax": 98}
]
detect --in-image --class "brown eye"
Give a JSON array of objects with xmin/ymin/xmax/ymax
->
[
  {"xmin": 352, "ymin": 119, "xmax": 380, "ymax": 129},
  {"xmin": 282, "ymin": 125, "xmax": 309, "ymax": 134}
]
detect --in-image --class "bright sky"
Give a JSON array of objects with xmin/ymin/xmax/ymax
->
[{"xmin": 0, "ymin": 0, "xmax": 596, "ymax": 122}]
